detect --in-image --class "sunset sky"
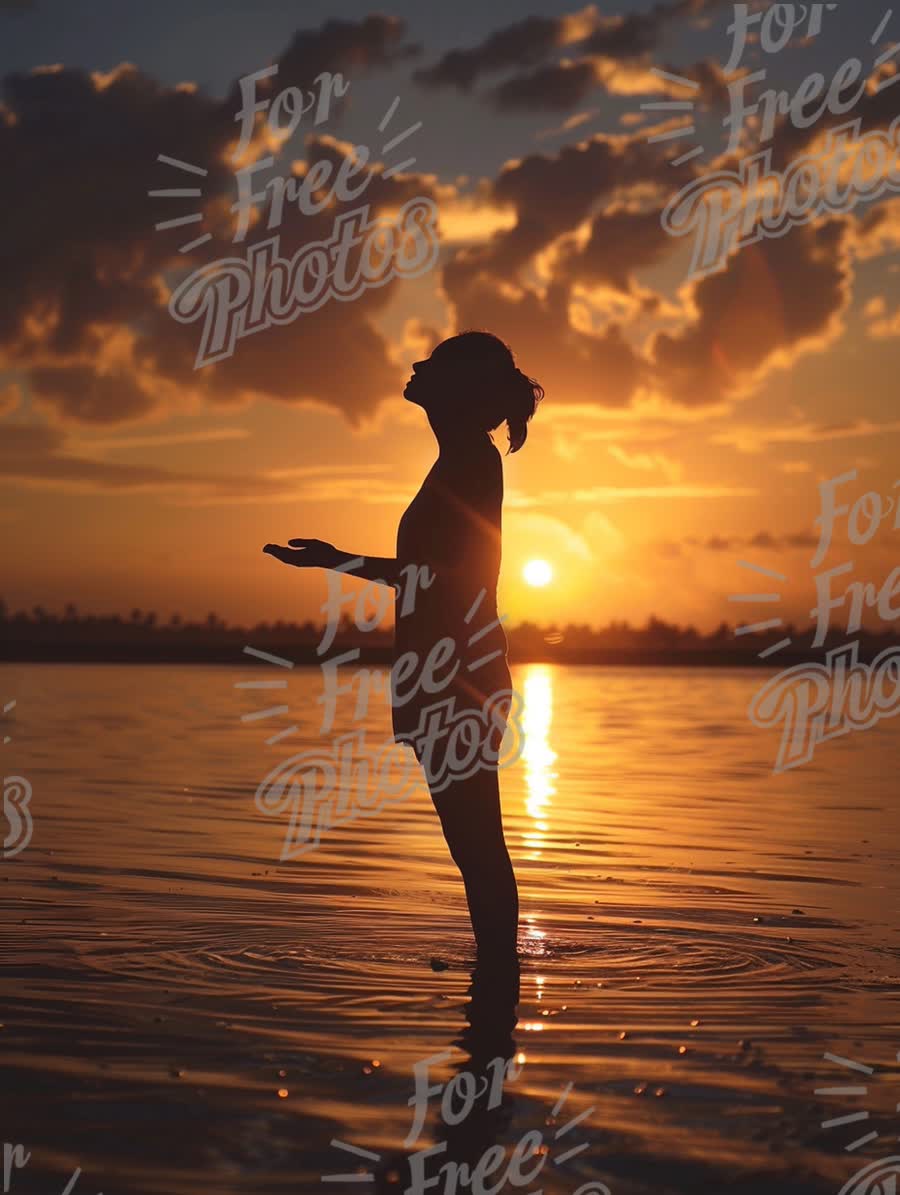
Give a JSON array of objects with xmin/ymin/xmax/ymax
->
[{"xmin": 2, "ymin": 0, "xmax": 900, "ymax": 634}]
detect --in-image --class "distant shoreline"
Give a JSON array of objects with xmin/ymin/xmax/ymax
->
[
  {"xmin": 4, "ymin": 609, "xmax": 897, "ymax": 668},
  {"xmin": 0, "ymin": 644, "xmax": 887, "ymax": 668}
]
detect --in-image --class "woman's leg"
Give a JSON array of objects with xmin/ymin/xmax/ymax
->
[{"xmin": 425, "ymin": 761, "xmax": 519, "ymax": 960}]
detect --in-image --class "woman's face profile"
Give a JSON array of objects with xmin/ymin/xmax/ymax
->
[
  {"xmin": 404, "ymin": 339, "xmax": 476, "ymax": 416},
  {"xmin": 404, "ymin": 345, "xmax": 446, "ymax": 409}
]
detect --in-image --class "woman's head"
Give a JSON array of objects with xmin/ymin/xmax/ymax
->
[{"xmin": 403, "ymin": 330, "xmax": 544, "ymax": 453}]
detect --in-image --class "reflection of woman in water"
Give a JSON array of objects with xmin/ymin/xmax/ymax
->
[{"xmin": 264, "ymin": 331, "xmax": 544, "ymax": 965}]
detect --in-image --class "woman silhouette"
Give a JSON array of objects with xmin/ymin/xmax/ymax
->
[{"xmin": 264, "ymin": 331, "xmax": 544, "ymax": 964}]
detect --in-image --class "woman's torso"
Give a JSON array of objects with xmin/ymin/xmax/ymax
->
[{"xmin": 392, "ymin": 440, "xmax": 512, "ymax": 739}]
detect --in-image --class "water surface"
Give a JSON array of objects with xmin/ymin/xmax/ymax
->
[{"xmin": 2, "ymin": 663, "xmax": 899, "ymax": 1194}]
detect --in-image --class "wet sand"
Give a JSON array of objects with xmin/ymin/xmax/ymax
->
[{"xmin": 2, "ymin": 663, "xmax": 899, "ymax": 1194}]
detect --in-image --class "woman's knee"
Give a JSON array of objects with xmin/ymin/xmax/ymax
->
[{"xmin": 437, "ymin": 805, "xmax": 507, "ymax": 873}]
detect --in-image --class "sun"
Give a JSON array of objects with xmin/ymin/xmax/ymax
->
[{"xmin": 523, "ymin": 559, "xmax": 553, "ymax": 587}]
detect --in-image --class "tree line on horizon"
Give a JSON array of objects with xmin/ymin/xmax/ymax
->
[{"xmin": 3, "ymin": 600, "xmax": 899, "ymax": 666}]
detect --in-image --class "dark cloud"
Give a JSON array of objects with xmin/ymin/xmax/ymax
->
[
  {"xmin": 491, "ymin": 59, "xmax": 601, "ymax": 112},
  {"xmin": 556, "ymin": 206, "xmax": 676, "ymax": 291},
  {"xmin": 0, "ymin": 421, "xmax": 292, "ymax": 498},
  {"xmin": 485, "ymin": 50, "xmax": 731, "ymax": 114},
  {"xmin": 686, "ymin": 530, "xmax": 822, "ymax": 551},
  {"xmin": 415, "ymin": 0, "xmax": 730, "ymax": 98},
  {"xmin": 768, "ymin": 71, "xmax": 900, "ymax": 173},
  {"xmin": 651, "ymin": 217, "xmax": 853, "ymax": 405},
  {"xmin": 704, "ymin": 12, "xmax": 900, "ymax": 178},
  {"xmin": 413, "ymin": 15, "xmax": 566, "ymax": 91},
  {"xmin": 28, "ymin": 365, "xmax": 157, "ymax": 425},
  {"xmin": 484, "ymin": 131, "xmax": 686, "ymax": 275},
  {"xmin": 0, "ymin": 422, "xmax": 423, "ymax": 509},
  {"xmin": 580, "ymin": 0, "xmax": 727, "ymax": 59},
  {"xmin": 137, "ymin": 131, "xmax": 442, "ymax": 422},
  {"xmin": 225, "ymin": 14, "xmax": 420, "ymax": 119},
  {"xmin": 277, "ymin": 14, "xmax": 419, "ymax": 84},
  {"xmin": 0, "ymin": 62, "xmax": 235, "ymax": 350},
  {"xmin": 0, "ymin": 15, "xmax": 436, "ymax": 427}
]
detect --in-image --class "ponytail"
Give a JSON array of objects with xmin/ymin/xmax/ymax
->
[{"xmin": 505, "ymin": 367, "xmax": 544, "ymax": 454}]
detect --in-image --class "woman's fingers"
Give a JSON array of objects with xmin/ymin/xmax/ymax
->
[
  {"xmin": 263, "ymin": 538, "xmax": 334, "ymax": 567},
  {"xmin": 263, "ymin": 543, "xmax": 305, "ymax": 566}
]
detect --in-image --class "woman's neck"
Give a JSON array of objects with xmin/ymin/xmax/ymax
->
[{"xmin": 430, "ymin": 416, "xmax": 491, "ymax": 457}]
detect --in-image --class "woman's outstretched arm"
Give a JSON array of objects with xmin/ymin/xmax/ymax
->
[{"xmin": 263, "ymin": 537, "xmax": 401, "ymax": 588}]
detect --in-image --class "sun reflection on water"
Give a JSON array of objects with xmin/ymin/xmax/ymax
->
[{"xmin": 521, "ymin": 665, "xmax": 557, "ymax": 862}]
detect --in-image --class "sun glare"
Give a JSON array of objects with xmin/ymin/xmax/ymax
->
[{"xmin": 523, "ymin": 559, "xmax": 553, "ymax": 587}]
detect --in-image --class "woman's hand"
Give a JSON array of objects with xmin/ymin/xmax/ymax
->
[
  {"xmin": 262, "ymin": 541, "xmax": 400, "ymax": 586},
  {"xmin": 262, "ymin": 537, "xmax": 342, "ymax": 569}
]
